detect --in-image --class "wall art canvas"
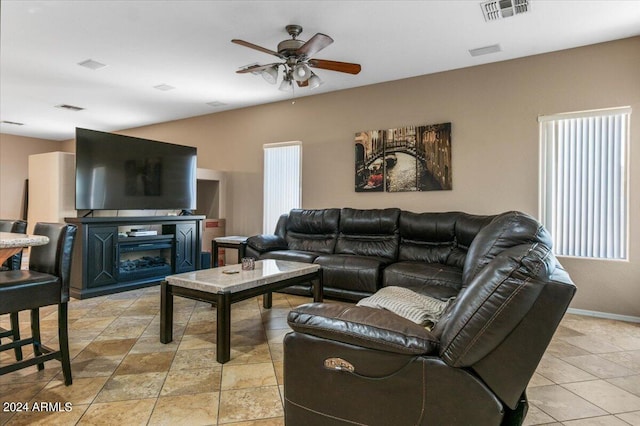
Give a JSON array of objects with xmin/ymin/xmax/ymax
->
[{"xmin": 354, "ymin": 122, "xmax": 452, "ymax": 192}]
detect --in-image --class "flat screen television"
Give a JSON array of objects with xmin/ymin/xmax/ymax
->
[{"xmin": 75, "ymin": 128, "xmax": 197, "ymax": 211}]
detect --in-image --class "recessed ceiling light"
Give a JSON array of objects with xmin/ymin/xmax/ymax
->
[
  {"xmin": 153, "ymin": 84, "xmax": 175, "ymax": 91},
  {"xmin": 469, "ymin": 44, "xmax": 502, "ymax": 57},
  {"xmin": 55, "ymin": 104, "xmax": 85, "ymax": 111},
  {"xmin": 206, "ymin": 101, "xmax": 227, "ymax": 107},
  {"xmin": 1, "ymin": 120, "xmax": 25, "ymax": 126},
  {"xmin": 78, "ymin": 59, "xmax": 107, "ymax": 70}
]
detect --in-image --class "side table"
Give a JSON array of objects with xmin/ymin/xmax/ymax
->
[{"xmin": 212, "ymin": 236, "xmax": 248, "ymax": 267}]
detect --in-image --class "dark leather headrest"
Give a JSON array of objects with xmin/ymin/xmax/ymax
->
[
  {"xmin": 340, "ymin": 208, "xmax": 400, "ymax": 235},
  {"xmin": 287, "ymin": 209, "xmax": 340, "ymax": 234},
  {"xmin": 463, "ymin": 211, "xmax": 552, "ymax": 285},
  {"xmin": 438, "ymin": 242, "xmax": 554, "ymax": 366}
]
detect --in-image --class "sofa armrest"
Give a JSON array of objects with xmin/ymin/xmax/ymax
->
[
  {"xmin": 287, "ymin": 302, "xmax": 439, "ymax": 355},
  {"xmin": 246, "ymin": 234, "xmax": 288, "ymax": 253}
]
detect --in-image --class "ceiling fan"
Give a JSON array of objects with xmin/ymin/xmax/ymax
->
[{"xmin": 232, "ymin": 24, "xmax": 361, "ymax": 91}]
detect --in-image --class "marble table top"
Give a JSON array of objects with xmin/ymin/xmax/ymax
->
[
  {"xmin": 0, "ymin": 232, "xmax": 49, "ymax": 248},
  {"xmin": 213, "ymin": 235, "xmax": 248, "ymax": 244},
  {"xmin": 165, "ymin": 259, "xmax": 320, "ymax": 294}
]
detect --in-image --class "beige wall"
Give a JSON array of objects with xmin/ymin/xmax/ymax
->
[
  {"xmin": 0, "ymin": 133, "xmax": 65, "ymax": 219},
  {"xmin": 9, "ymin": 37, "xmax": 640, "ymax": 317}
]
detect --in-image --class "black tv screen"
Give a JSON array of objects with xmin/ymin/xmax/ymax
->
[{"xmin": 75, "ymin": 128, "xmax": 197, "ymax": 211}]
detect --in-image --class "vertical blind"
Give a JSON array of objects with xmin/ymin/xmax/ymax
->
[
  {"xmin": 539, "ymin": 107, "xmax": 630, "ymax": 259},
  {"xmin": 263, "ymin": 142, "xmax": 302, "ymax": 233}
]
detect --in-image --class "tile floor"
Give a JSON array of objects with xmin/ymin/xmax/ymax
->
[{"xmin": 0, "ymin": 286, "xmax": 639, "ymax": 425}]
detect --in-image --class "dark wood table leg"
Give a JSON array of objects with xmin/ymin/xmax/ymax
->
[
  {"xmin": 312, "ymin": 271, "xmax": 324, "ymax": 303},
  {"xmin": 212, "ymin": 240, "xmax": 219, "ymax": 267},
  {"xmin": 263, "ymin": 292, "xmax": 272, "ymax": 309},
  {"xmin": 160, "ymin": 280, "xmax": 173, "ymax": 343},
  {"xmin": 216, "ymin": 291, "xmax": 232, "ymax": 363},
  {"xmin": 238, "ymin": 241, "xmax": 247, "ymax": 263}
]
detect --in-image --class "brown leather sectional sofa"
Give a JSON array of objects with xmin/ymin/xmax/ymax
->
[
  {"xmin": 247, "ymin": 208, "xmax": 543, "ymax": 302},
  {"xmin": 246, "ymin": 208, "xmax": 576, "ymax": 425}
]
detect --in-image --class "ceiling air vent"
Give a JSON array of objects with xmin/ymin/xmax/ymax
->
[
  {"xmin": 78, "ymin": 59, "xmax": 107, "ymax": 70},
  {"xmin": 480, "ymin": 0, "xmax": 530, "ymax": 21},
  {"xmin": 55, "ymin": 104, "xmax": 85, "ymax": 111},
  {"xmin": 469, "ymin": 44, "xmax": 502, "ymax": 57},
  {"xmin": 1, "ymin": 120, "xmax": 25, "ymax": 126},
  {"xmin": 153, "ymin": 84, "xmax": 176, "ymax": 91},
  {"xmin": 206, "ymin": 101, "xmax": 227, "ymax": 108}
]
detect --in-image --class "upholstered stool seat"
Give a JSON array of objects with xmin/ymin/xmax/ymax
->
[{"xmin": 0, "ymin": 270, "xmax": 61, "ymax": 312}]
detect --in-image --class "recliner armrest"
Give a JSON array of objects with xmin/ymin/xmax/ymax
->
[
  {"xmin": 246, "ymin": 234, "xmax": 288, "ymax": 252},
  {"xmin": 287, "ymin": 302, "xmax": 439, "ymax": 355}
]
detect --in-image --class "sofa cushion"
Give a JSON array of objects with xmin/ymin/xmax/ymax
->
[
  {"xmin": 314, "ymin": 254, "xmax": 391, "ymax": 294},
  {"xmin": 335, "ymin": 208, "xmax": 400, "ymax": 260},
  {"xmin": 246, "ymin": 234, "xmax": 288, "ymax": 252},
  {"xmin": 446, "ymin": 213, "xmax": 496, "ymax": 268},
  {"xmin": 398, "ymin": 211, "xmax": 457, "ymax": 263},
  {"xmin": 286, "ymin": 209, "xmax": 340, "ymax": 254},
  {"xmin": 260, "ymin": 250, "xmax": 320, "ymax": 264},
  {"xmin": 383, "ymin": 262, "xmax": 463, "ymax": 300},
  {"xmin": 357, "ymin": 286, "xmax": 454, "ymax": 327},
  {"xmin": 288, "ymin": 302, "xmax": 439, "ymax": 355}
]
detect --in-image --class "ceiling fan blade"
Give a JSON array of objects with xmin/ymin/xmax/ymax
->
[
  {"xmin": 296, "ymin": 33, "xmax": 334, "ymax": 58},
  {"xmin": 236, "ymin": 63, "xmax": 280, "ymax": 74},
  {"xmin": 308, "ymin": 59, "xmax": 362, "ymax": 75},
  {"xmin": 231, "ymin": 39, "xmax": 283, "ymax": 58}
]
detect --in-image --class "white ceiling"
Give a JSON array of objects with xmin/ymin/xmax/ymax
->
[{"xmin": 1, "ymin": 1, "xmax": 639, "ymax": 141}]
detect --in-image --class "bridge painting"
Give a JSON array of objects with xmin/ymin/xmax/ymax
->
[{"xmin": 355, "ymin": 122, "xmax": 452, "ymax": 192}]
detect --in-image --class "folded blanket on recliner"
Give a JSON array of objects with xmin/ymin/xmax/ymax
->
[{"xmin": 357, "ymin": 286, "xmax": 454, "ymax": 327}]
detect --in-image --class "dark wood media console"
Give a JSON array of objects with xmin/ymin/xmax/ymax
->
[{"xmin": 65, "ymin": 216, "xmax": 204, "ymax": 299}]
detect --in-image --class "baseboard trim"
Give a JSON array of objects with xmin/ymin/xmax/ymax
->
[{"xmin": 567, "ymin": 308, "xmax": 640, "ymax": 324}]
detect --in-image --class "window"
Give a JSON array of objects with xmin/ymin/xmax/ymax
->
[
  {"xmin": 263, "ymin": 142, "xmax": 302, "ymax": 233},
  {"xmin": 539, "ymin": 107, "xmax": 630, "ymax": 260}
]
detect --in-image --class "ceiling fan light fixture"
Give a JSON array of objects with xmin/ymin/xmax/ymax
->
[
  {"xmin": 292, "ymin": 63, "xmax": 311, "ymax": 82},
  {"xmin": 279, "ymin": 78, "xmax": 293, "ymax": 92},
  {"xmin": 262, "ymin": 65, "xmax": 279, "ymax": 84},
  {"xmin": 308, "ymin": 72, "xmax": 323, "ymax": 90}
]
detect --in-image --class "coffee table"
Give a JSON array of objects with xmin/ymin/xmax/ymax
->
[{"xmin": 160, "ymin": 259, "xmax": 322, "ymax": 363}]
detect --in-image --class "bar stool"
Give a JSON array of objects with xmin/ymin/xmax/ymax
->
[
  {"xmin": 0, "ymin": 219, "xmax": 27, "ymax": 360},
  {"xmin": 0, "ymin": 223, "xmax": 77, "ymax": 385}
]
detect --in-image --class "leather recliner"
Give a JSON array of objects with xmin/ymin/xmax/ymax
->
[{"xmin": 282, "ymin": 212, "xmax": 576, "ymax": 425}]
